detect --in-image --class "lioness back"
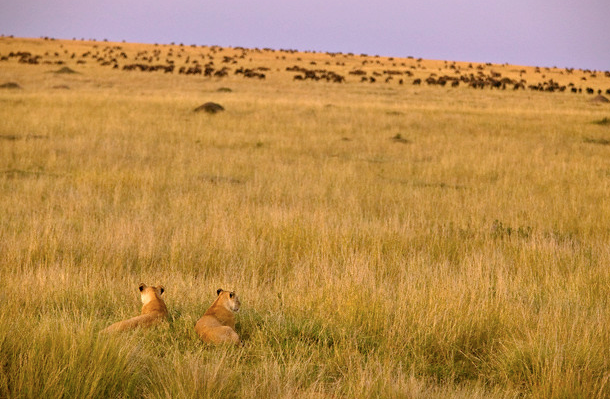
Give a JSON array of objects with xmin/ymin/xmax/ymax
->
[
  {"xmin": 102, "ymin": 283, "xmax": 168, "ymax": 333},
  {"xmin": 195, "ymin": 288, "xmax": 241, "ymax": 345}
]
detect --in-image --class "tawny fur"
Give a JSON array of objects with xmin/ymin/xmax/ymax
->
[
  {"xmin": 102, "ymin": 283, "xmax": 168, "ymax": 333},
  {"xmin": 195, "ymin": 289, "xmax": 241, "ymax": 345}
]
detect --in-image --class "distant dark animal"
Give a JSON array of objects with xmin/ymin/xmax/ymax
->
[{"xmin": 349, "ymin": 69, "xmax": 367, "ymax": 76}]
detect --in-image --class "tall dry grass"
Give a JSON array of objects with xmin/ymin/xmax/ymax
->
[{"xmin": 1, "ymin": 37, "xmax": 610, "ymax": 398}]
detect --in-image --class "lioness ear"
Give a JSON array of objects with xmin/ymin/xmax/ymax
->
[
  {"xmin": 139, "ymin": 283, "xmax": 146, "ymax": 292},
  {"xmin": 217, "ymin": 288, "xmax": 223, "ymax": 296},
  {"xmin": 158, "ymin": 286, "xmax": 165, "ymax": 295}
]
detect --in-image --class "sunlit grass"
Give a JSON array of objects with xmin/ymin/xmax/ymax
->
[{"xmin": 1, "ymin": 37, "xmax": 610, "ymax": 398}]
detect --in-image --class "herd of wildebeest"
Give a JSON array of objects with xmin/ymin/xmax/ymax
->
[{"xmin": 1, "ymin": 36, "xmax": 610, "ymax": 97}]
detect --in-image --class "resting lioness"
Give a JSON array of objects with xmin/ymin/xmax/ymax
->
[
  {"xmin": 102, "ymin": 283, "xmax": 168, "ymax": 333},
  {"xmin": 195, "ymin": 288, "xmax": 241, "ymax": 345}
]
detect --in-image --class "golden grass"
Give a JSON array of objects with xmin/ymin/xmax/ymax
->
[{"xmin": 1, "ymin": 36, "xmax": 610, "ymax": 398}]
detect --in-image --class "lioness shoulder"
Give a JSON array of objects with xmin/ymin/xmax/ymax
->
[
  {"xmin": 102, "ymin": 283, "xmax": 168, "ymax": 333},
  {"xmin": 194, "ymin": 288, "xmax": 241, "ymax": 345}
]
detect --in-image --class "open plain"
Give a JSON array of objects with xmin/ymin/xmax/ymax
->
[{"xmin": 1, "ymin": 36, "xmax": 610, "ymax": 398}]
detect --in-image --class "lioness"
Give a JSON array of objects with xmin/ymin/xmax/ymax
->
[
  {"xmin": 195, "ymin": 288, "xmax": 241, "ymax": 345},
  {"xmin": 102, "ymin": 283, "xmax": 168, "ymax": 333}
]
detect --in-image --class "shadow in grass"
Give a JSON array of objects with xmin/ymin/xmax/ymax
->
[
  {"xmin": 200, "ymin": 174, "xmax": 244, "ymax": 185},
  {"xmin": 583, "ymin": 137, "xmax": 610, "ymax": 145},
  {"xmin": 0, "ymin": 134, "xmax": 48, "ymax": 141},
  {"xmin": 490, "ymin": 219, "xmax": 533, "ymax": 239},
  {"xmin": 379, "ymin": 174, "xmax": 467, "ymax": 190},
  {"xmin": 2, "ymin": 169, "xmax": 58, "ymax": 179},
  {"xmin": 412, "ymin": 181, "xmax": 466, "ymax": 190},
  {"xmin": 592, "ymin": 117, "xmax": 610, "ymax": 126}
]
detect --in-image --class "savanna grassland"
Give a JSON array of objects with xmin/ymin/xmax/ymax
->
[{"xmin": 1, "ymin": 36, "xmax": 610, "ymax": 398}]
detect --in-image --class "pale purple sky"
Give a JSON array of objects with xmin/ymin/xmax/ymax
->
[{"xmin": 1, "ymin": 0, "xmax": 608, "ymax": 70}]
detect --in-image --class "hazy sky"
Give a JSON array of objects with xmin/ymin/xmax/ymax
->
[{"xmin": 1, "ymin": 0, "xmax": 608, "ymax": 70}]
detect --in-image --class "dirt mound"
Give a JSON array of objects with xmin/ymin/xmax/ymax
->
[
  {"xmin": 54, "ymin": 67, "xmax": 78, "ymax": 74},
  {"xmin": 591, "ymin": 95, "xmax": 610, "ymax": 103},
  {"xmin": 0, "ymin": 82, "xmax": 21, "ymax": 89},
  {"xmin": 194, "ymin": 102, "xmax": 225, "ymax": 114},
  {"xmin": 391, "ymin": 133, "xmax": 410, "ymax": 144}
]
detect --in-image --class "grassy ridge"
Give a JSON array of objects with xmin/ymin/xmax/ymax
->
[{"xmin": 1, "ymin": 37, "xmax": 610, "ymax": 398}]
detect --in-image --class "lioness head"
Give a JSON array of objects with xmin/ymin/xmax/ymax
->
[
  {"xmin": 139, "ymin": 283, "xmax": 165, "ymax": 305},
  {"xmin": 216, "ymin": 288, "xmax": 240, "ymax": 312}
]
